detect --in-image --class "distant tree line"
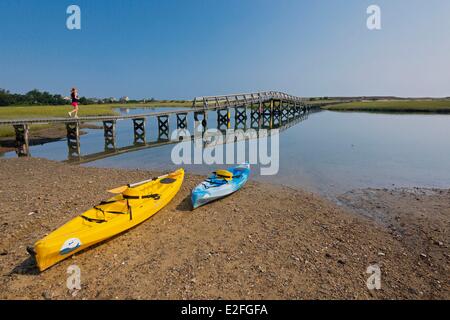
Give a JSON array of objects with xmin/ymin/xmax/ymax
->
[
  {"xmin": 0, "ymin": 88, "xmax": 99, "ymax": 106},
  {"xmin": 0, "ymin": 89, "xmax": 67, "ymax": 106},
  {"xmin": 0, "ymin": 88, "xmax": 161, "ymax": 106}
]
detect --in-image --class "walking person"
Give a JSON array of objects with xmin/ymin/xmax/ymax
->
[{"xmin": 68, "ymin": 87, "xmax": 79, "ymax": 118}]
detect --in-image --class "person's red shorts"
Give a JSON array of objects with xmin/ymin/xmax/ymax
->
[{"xmin": 71, "ymin": 102, "xmax": 78, "ymax": 108}]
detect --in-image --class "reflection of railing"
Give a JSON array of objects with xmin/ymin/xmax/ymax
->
[
  {"xmin": 65, "ymin": 107, "xmax": 315, "ymax": 164},
  {"xmin": 203, "ymin": 109, "xmax": 312, "ymax": 149},
  {"xmin": 0, "ymin": 91, "xmax": 329, "ymax": 158}
]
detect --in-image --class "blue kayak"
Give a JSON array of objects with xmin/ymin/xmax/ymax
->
[{"xmin": 191, "ymin": 163, "xmax": 250, "ymax": 209}]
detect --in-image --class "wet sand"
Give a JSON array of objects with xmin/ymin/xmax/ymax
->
[{"xmin": 0, "ymin": 158, "xmax": 448, "ymax": 299}]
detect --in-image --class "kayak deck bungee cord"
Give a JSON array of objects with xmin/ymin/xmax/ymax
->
[{"xmin": 191, "ymin": 163, "xmax": 250, "ymax": 209}]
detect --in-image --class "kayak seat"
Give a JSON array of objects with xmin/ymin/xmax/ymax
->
[
  {"xmin": 160, "ymin": 177, "xmax": 176, "ymax": 184},
  {"xmin": 213, "ymin": 172, "xmax": 242, "ymax": 180},
  {"xmin": 214, "ymin": 170, "xmax": 233, "ymax": 181}
]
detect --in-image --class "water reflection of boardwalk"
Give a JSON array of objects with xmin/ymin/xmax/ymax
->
[
  {"xmin": 0, "ymin": 92, "xmax": 339, "ymax": 159},
  {"xmin": 66, "ymin": 109, "xmax": 315, "ymax": 164}
]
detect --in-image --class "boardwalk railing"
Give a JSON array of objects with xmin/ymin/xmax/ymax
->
[
  {"xmin": 192, "ymin": 91, "xmax": 305, "ymax": 109},
  {"xmin": 0, "ymin": 91, "xmax": 333, "ymax": 158}
]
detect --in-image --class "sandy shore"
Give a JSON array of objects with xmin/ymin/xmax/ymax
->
[{"xmin": 0, "ymin": 158, "xmax": 448, "ymax": 299}]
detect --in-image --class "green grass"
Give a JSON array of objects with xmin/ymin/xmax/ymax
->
[
  {"xmin": 0, "ymin": 101, "xmax": 192, "ymax": 120},
  {"xmin": 0, "ymin": 125, "xmax": 16, "ymax": 137},
  {"xmin": 0, "ymin": 105, "xmax": 117, "ymax": 138},
  {"xmin": 0, "ymin": 123, "xmax": 55, "ymax": 138},
  {"xmin": 323, "ymin": 100, "xmax": 450, "ymax": 113},
  {"xmin": 307, "ymin": 99, "xmax": 342, "ymax": 105},
  {"xmin": 0, "ymin": 101, "xmax": 192, "ymax": 138},
  {"xmin": 0, "ymin": 105, "xmax": 117, "ymax": 120}
]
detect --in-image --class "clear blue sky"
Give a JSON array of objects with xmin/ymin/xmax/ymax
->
[{"xmin": 0, "ymin": 0, "xmax": 449, "ymax": 99}]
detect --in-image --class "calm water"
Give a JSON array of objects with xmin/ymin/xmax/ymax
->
[{"xmin": 5, "ymin": 108, "xmax": 450, "ymax": 196}]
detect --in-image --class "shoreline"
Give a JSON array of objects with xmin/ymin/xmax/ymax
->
[
  {"xmin": 0, "ymin": 103, "xmax": 191, "ymax": 140},
  {"xmin": 323, "ymin": 100, "xmax": 450, "ymax": 113},
  {"xmin": 0, "ymin": 158, "xmax": 448, "ymax": 299},
  {"xmin": 324, "ymin": 109, "xmax": 450, "ymax": 115},
  {"xmin": 0, "ymin": 123, "xmax": 101, "ymax": 154}
]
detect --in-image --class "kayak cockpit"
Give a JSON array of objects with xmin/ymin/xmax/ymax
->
[{"xmin": 81, "ymin": 199, "xmax": 129, "ymax": 223}]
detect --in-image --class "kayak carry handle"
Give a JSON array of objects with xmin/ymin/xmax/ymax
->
[{"xmin": 27, "ymin": 246, "xmax": 36, "ymax": 257}]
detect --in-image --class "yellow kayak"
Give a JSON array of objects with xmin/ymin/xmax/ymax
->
[{"xmin": 28, "ymin": 168, "xmax": 184, "ymax": 271}]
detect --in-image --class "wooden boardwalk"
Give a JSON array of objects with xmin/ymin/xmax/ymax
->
[
  {"xmin": 0, "ymin": 91, "xmax": 335, "ymax": 158},
  {"xmin": 66, "ymin": 108, "xmax": 315, "ymax": 164}
]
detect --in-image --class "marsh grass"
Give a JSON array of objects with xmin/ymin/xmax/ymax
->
[
  {"xmin": 0, "ymin": 101, "xmax": 191, "ymax": 119},
  {"xmin": 0, "ymin": 123, "xmax": 55, "ymax": 138},
  {"xmin": 324, "ymin": 100, "xmax": 450, "ymax": 113},
  {"xmin": 0, "ymin": 101, "xmax": 191, "ymax": 137}
]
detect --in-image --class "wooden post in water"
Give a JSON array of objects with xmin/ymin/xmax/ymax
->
[
  {"xmin": 281, "ymin": 100, "xmax": 288, "ymax": 123},
  {"xmin": 235, "ymin": 106, "xmax": 247, "ymax": 129},
  {"xmin": 176, "ymin": 112, "xmax": 188, "ymax": 129},
  {"xmin": 217, "ymin": 109, "xmax": 222, "ymax": 130},
  {"xmin": 103, "ymin": 120, "xmax": 117, "ymax": 151},
  {"xmin": 132, "ymin": 118, "xmax": 146, "ymax": 144},
  {"xmin": 157, "ymin": 115, "xmax": 169, "ymax": 141},
  {"xmin": 279, "ymin": 100, "xmax": 284, "ymax": 123},
  {"xmin": 258, "ymin": 100, "xmax": 263, "ymax": 127},
  {"xmin": 261, "ymin": 101, "xmax": 271, "ymax": 129},
  {"xmin": 272, "ymin": 99, "xmax": 281, "ymax": 127},
  {"xmin": 66, "ymin": 122, "xmax": 80, "ymax": 159},
  {"xmin": 194, "ymin": 111, "xmax": 207, "ymax": 133},
  {"xmin": 270, "ymin": 99, "xmax": 274, "ymax": 129},
  {"xmin": 288, "ymin": 101, "xmax": 294, "ymax": 119},
  {"xmin": 217, "ymin": 108, "xmax": 230, "ymax": 131},
  {"xmin": 250, "ymin": 102, "xmax": 260, "ymax": 129},
  {"xmin": 13, "ymin": 124, "xmax": 30, "ymax": 157}
]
